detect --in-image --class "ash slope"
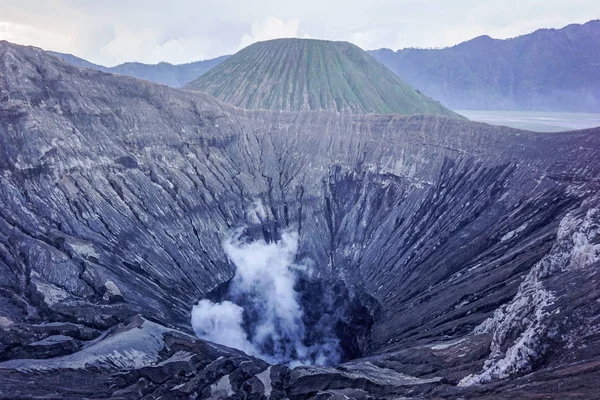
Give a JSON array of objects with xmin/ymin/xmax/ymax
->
[
  {"xmin": 370, "ymin": 20, "xmax": 600, "ymax": 112},
  {"xmin": 0, "ymin": 40, "xmax": 599, "ymax": 399},
  {"xmin": 186, "ymin": 38, "xmax": 459, "ymax": 117}
]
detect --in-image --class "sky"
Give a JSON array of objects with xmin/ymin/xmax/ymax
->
[{"xmin": 0, "ymin": 0, "xmax": 598, "ymax": 66}]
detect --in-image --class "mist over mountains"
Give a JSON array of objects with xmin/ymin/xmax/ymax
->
[
  {"xmin": 50, "ymin": 51, "xmax": 230, "ymax": 88},
  {"xmin": 50, "ymin": 20, "xmax": 600, "ymax": 113},
  {"xmin": 369, "ymin": 20, "xmax": 600, "ymax": 112}
]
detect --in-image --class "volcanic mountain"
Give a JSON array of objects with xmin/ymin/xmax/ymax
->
[
  {"xmin": 47, "ymin": 21, "xmax": 600, "ymax": 114},
  {"xmin": 0, "ymin": 40, "xmax": 599, "ymax": 399},
  {"xmin": 369, "ymin": 20, "xmax": 600, "ymax": 112},
  {"xmin": 185, "ymin": 38, "xmax": 459, "ymax": 117}
]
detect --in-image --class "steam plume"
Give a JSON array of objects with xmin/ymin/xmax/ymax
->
[{"xmin": 191, "ymin": 229, "xmax": 340, "ymax": 366}]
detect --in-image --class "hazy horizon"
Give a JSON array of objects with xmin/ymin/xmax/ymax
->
[
  {"xmin": 1, "ymin": 0, "xmax": 598, "ymax": 67},
  {"xmin": 40, "ymin": 18, "xmax": 598, "ymax": 68},
  {"xmin": 458, "ymin": 110, "xmax": 600, "ymax": 132}
]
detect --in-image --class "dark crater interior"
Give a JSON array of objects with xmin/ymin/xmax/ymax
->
[{"xmin": 205, "ymin": 256, "xmax": 381, "ymax": 365}]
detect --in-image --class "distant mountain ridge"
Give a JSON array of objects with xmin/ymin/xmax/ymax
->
[
  {"xmin": 368, "ymin": 20, "xmax": 600, "ymax": 112},
  {"xmin": 185, "ymin": 38, "xmax": 460, "ymax": 117},
  {"xmin": 49, "ymin": 51, "xmax": 229, "ymax": 88},
  {"xmin": 49, "ymin": 20, "xmax": 600, "ymax": 112}
]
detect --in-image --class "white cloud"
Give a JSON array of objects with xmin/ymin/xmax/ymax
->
[
  {"xmin": 1, "ymin": 1, "xmax": 599, "ymax": 64},
  {"xmin": 348, "ymin": 29, "xmax": 387, "ymax": 50},
  {"xmin": 97, "ymin": 27, "xmax": 212, "ymax": 65},
  {"xmin": 0, "ymin": 20, "xmax": 73, "ymax": 52},
  {"xmin": 239, "ymin": 17, "xmax": 309, "ymax": 50},
  {"xmin": 146, "ymin": 37, "xmax": 211, "ymax": 64}
]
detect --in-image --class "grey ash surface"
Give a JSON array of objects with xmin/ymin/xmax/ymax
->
[{"xmin": 0, "ymin": 40, "xmax": 599, "ymax": 399}]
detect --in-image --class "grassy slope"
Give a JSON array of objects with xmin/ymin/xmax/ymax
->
[{"xmin": 186, "ymin": 38, "xmax": 459, "ymax": 117}]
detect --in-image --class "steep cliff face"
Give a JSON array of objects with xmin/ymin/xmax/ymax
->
[
  {"xmin": 0, "ymin": 41, "xmax": 599, "ymax": 398},
  {"xmin": 186, "ymin": 38, "xmax": 459, "ymax": 117}
]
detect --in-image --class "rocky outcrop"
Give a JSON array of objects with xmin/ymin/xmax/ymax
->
[
  {"xmin": 459, "ymin": 202, "xmax": 600, "ymax": 386},
  {"xmin": 0, "ymin": 40, "xmax": 599, "ymax": 398}
]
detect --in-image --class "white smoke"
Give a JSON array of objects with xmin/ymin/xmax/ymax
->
[
  {"xmin": 190, "ymin": 299, "xmax": 258, "ymax": 356},
  {"xmin": 191, "ymin": 229, "xmax": 340, "ymax": 366}
]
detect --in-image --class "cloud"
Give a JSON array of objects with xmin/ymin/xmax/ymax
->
[
  {"xmin": 0, "ymin": 20, "xmax": 73, "ymax": 52},
  {"xmin": 1, "ymin": 0, "xmax": 599, "ymax": 64},
  {"xmin": 97, "ymin": 27, "xmax": 212, "ymax": 65},
  {"xmin": 238, "ymin": 17, "xmax": 309, "ymax": 50}
]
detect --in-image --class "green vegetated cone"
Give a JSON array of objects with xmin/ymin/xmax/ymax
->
[{"xmin": 186, "ymin": 38, "xmax": 461, "ymax": 118}]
